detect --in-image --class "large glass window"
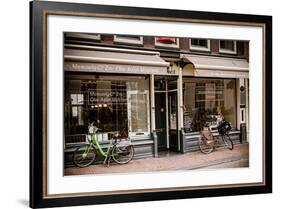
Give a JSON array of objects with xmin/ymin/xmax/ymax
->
[
  {"xmin": 182, "ymin": 78, "xmax": 236, "ymax": 133},
  {"xmin": 64, "ymin": 75, "xmax": 150, "ymax": 143}
]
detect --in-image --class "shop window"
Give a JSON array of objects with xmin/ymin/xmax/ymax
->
[
  {"xmin": 155, "ymin": 37, "xmax": 179, "ymax": 48},
  {"xmin": 114, "ymin": 35, "xmax": 143, "ymax": 45},
  {"xmin": 189, "ymin": 38, "xmax": 210, "ymax": 52},
  {"xmin": 182, "ymin": 78, "xmax": 236, "ymax": 133},
  {"xmin": 64, "ymin": 75, "xmax": 150, "ymax": 143},
  {"xmin": 219, "ymin": 40, "xmax": 237, "ymax": 54}
]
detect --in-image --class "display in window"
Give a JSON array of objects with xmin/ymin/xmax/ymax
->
[
  {"xmin": 64, "ymin": 76, "xmax": 150, "ymax": 143},
  {"xmin": 183, "ymin": 78, "xmax": 236, "ymax": 133}
]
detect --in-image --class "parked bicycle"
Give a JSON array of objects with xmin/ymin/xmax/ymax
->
[
  {"xmin": 198, "ymin": 120, "xmax": 234, "ymax": 154},
  {"xmin": 73, "ymin": 122, "xmax": 134, "ymax": 168}
]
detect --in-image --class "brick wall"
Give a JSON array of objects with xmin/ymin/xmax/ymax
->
[
  {"xmin": 143, "ymin": 36, "xmax": 155, "ymax": 48},
  {"xmin": 65, "ymin": 33, "xmax": 249, "ymax": 59},
  {"xmin": 211, "ymin": 40, "xmax": 220, "ymax": 54}
]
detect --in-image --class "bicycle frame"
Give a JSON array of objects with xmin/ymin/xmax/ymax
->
[
  {"xmin": 86, "ymin": 133, "xmax": 122, "ymax": 166},
  {"xmin": 86, "ymin": 134, "xmax": 113, "ymax": 156}
]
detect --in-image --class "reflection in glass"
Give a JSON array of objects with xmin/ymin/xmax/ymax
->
[
  {"xmin": 169, "ymin": 94, "xmax": 177, "ymax": 130},
  {"xmin": 64, "ymin": 75, "xmax": 150, "ymax": 143},
  {"xmin": 183, "ymin": 78, "xmax": 236, "ymax": 133}
]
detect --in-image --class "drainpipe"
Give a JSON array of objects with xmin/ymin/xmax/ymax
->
[
  {"xmin": 177, "ymin": 65, "xmax": 184, "ymax": 152},
  {"xmin": 165, "ymin": 80, "xmax": 169, "ymax": 149}
]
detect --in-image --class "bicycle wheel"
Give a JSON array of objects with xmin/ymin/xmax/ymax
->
[
  {"xmin": 198, "ymin": 137, "xmax": 214, "ymax": 154},
  {"xmin": 112, "ymin": 143, "xmax": 134, "ymax": 164},
  {"xmin": 73, "ymin": 145, "xmax": 97, "ymax": 168},
  {"xmin": 222, "ymin": 134, "xmax": 234, "ymax": 150}
]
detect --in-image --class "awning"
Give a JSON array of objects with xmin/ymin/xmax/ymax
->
[
  {"xmin": 181, "ymin": 54, "xmax": 249, "ymax": 78},
  {"xmin": 64, "ymin": 47, "xmax": 170, "ymax": 75}
]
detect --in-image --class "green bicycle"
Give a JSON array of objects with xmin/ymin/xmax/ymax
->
[{"xmin": 73, "ymin": 123, "xmax": 134, "ymax": 168}]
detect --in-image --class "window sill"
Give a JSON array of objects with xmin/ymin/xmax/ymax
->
[
  {"xmin": 219, "ymin": 49, "xmax": 237, "ymax": 55},
  {"xmin": 189, "ymin": 46, "xmax": 211, "ymax": 52},
  {"xmin": 182, "ymin": 129, "xmax": 240, "ymax": 137}
]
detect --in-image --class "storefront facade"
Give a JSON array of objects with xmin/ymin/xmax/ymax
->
[{"xmin": 64, "ymin": 34, "xmax": 249, "ymax": 166}]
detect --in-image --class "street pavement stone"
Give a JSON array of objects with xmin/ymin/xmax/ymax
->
[{"xmin": 64, "ymin": 144, "xmax": 249, "ymax": 176}]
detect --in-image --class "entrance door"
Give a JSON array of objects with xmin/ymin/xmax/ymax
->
[
  {"xmin": 168, "ymin": 91, "xmax": 178, "ymax": 151},
  {"xmin": 155, "ymin": 92, "xmax": 167, "ymax": 151}
]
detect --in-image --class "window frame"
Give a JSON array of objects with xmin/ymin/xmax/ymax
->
[
  {"xmin": 113, "ymin": 35, "xmax": 143, "ymax": 45},
  {"xmin": 127, "ymin": 90, "xmax": 151, "ymax": 138},
  {"xmin": 182, "ymin": 77, "xmax": 237, "ymax": 133},
  {"xmin": 65, "ymin": 32, "xmax": 101, "ymax": 41},
  {"xmin": 219, "ymin": 40, "xmax": 237, "ymax": 54},
  {"xmin": 189, "ymin": 39, "xmax": 211, "ymax": 52},
  {"xmin": 154, "ymin": 37, "xmax": 180, "ymax": 49}
]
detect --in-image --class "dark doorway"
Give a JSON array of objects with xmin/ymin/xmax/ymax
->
[{"xmin": 155, "ymin": 92, "xmax": 167, "ymax": 151}]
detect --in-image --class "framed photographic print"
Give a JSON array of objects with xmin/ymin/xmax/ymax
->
[{"xmin": 30, "ymin": 0, "xmax": 272, "ymax": 208}]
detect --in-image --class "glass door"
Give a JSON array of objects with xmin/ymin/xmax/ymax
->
[{"xmin": 168, "ymin": 91, "xmax": 178, "ymax": 151}]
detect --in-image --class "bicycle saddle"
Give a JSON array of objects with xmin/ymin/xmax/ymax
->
[
  {"xmin": 112, "ymin": 132, "xmax": 121, "ymax": 139},
  {"xmin": 110, "ymin": 129, "xmax": 127, "ymax": 139}
]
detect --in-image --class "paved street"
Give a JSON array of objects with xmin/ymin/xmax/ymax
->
[{"xmin": 64, "ymin": 144, "xmax": 249, "ymax": 176}]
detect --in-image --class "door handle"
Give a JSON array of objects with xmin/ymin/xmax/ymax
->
[{"xmin": 154, "ymin": 128, "xmax": 164, "ymax": 133}]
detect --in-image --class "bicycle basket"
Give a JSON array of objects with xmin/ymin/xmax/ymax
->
[
  {"xmin": 117, "ymin": 140, "xmax": 131, "ymax": 147},
  {"xmin": 217, "ymin": 121, "xmax": 232, "ymax": 134}
]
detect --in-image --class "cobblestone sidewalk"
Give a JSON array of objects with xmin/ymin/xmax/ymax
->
[{"xmin": 64, "ymin": 144, "xmax": 249, "ymax": 176}]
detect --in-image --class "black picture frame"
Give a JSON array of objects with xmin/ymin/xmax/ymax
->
[{"xmin": 30, "ymin": 1, "xmax": 272, "ymax": 208}]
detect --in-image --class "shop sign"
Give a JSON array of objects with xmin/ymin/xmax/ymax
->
[
  {"xmin": 65, "ymin": 62, "xmax": 176, "ymax": 75},
  {"xmin": 88, "ymin": 89, "xmax": 127, "ymax": 105}
]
